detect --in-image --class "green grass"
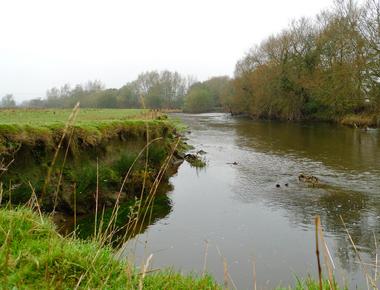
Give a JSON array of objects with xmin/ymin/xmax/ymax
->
[
  {"xmin": 275, "ymin": 276, "xmax": 345, "ymax": 290},
  {"xmin": 0, "ymin": 207, "xmax": 220, "ymax": 289},
  {"xmin": 0, "ymin": 108, "xmax": 147, "ymax": 126},
  {"xmin": 168, "ymin": 115, "xmax": 188, "ymax": 133},
  {"xmin": 0, "ymin": 108, "xmax": 177, "ymax": 156}
]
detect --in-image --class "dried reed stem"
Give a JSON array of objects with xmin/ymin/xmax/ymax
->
[
  {"xmin": 94, "ymin": 158, "xmax": 99, "ymax": 238},
  {"xmin": 28, "ymin": 181, "xmax": 43, "ymax": 223},
  {"xmin": 223, "ymin": 257, "xmax": 229, "ymax": 289},
  {"xmin": 73, "ymin": 183, "xmax": 77, "ymax": 239},
  {"xmin": 52, "ymin": 122, "xmax": 77, "ymax": 213},
  {"xmin": 216, "ymin": 246, "xmax": 237, "ymax": 290},
  {"xmin": 340, "ymin": 215, "xmax": 378, "ymax": 290},
  {"xmin": 42, "ymin": 102, "xmax": 80, "ymax": 200},
  {"xmin": 252, "ymin": 259, "xmax": 257, "ymax": 290},
  {"xmin": 100, "ymin": 137, "xmax": 163, "ymax": 245},
  {"xmin": 374, "ymin": 231, "xmax": 378, "ymax": 282},
  {"xmin": 202, "ymin": 239, "xmax": 209, "ymax": 277},
  {"xmin": 318, "ymin": 219, "xmax": 335, "ymax": 290},
  {"xmin": 0, "ymin": 182, "xmax": 3, "ymax": 205},
  {"xmin": 315, "ymin": 215, "xmax": 323, "ymax": 290},
  {"xmin": 138, "ymin": 254, "xmax": 153, "ymax": 290}
]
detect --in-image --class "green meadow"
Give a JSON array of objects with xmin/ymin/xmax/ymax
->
[{"xmin": 0, "ymin": 108, "xmax": 147, "ymax": 125}]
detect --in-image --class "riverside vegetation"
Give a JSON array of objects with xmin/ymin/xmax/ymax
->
[{"xmin": 0, "ymin": 108, "xmax": 182, "ymax": 213}]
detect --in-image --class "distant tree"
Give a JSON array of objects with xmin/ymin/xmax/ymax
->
[
  {"xmin": 135, "ymin": 71, "xmax": 160, "ymax": 95},
  {"xmin": 183, "ymin": 76, "xmax": 233, "ymax": 113},
  {"xmin": 145, "ymin": 83, "xmax": 165, "ymax": 108},
  {"xmin": 219, "ymin": 79, "xmax": 236, "ymax": 113},
  {"xmin": 183, "ymin": 84, "xmax": 214, "ymax": 113},
  {"xmin": 202, "ymin": 76, "xmax": 231, "ymax": 106},
  {"xmin": 46, "ymin": 87, "xmax": 62, "ymax": 107},
  {"xmin": 186, "ymin": 75, "xmax": 198, "ymax": 89},
  {"xmin": 96, "ymin": 89, "xmax": 119, "ymax": 108},
  {"xmin": 24, "ymin": 98, "xmax": 45, "ymax": 108},
  {"xmin": 134, "ymin": 70, "xmax": 188, "ymax": 108},
  {"xmin": 85, "ymin": 80, "xmax": 105, "ymax": 92},
  {"xmin": 0, "ymin": 94, "xmax": 16, "ymax": 108},
  {"xmin": 117, "ymin": 83, "xmax": 140, "ymax": 108},
  {"xmin": 23, "ymin": 72, "xmax": 190, "ymax": 109}
]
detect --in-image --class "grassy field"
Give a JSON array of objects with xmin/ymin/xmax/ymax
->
[
  {"xmin": 0, "ymin": 108, "xmax": 148, "ymax": 126},
  {"xmin": 0, "ymin": 108, "xmax": 175, "ymax": 155}
]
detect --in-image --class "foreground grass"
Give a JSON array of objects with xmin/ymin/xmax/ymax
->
[
  {"xmin": 275, "ymin": 278, "xmax": 345, "ymax": 290},
  {"xmin": 0, "ymin": 207, "xmax": 220, "ymax": 289}
]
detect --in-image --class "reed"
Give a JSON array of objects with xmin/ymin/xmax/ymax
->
[
  {"xmin": 315, "ymin": 216, "xmax": 323, "ymax": 290},
  {"xmin": 42, "ymin": 102, "xmax": 80, "ymax": 200}
]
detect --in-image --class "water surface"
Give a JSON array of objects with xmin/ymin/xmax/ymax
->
[{"xmin": 121, "ymin": 113, "xmax": 380, "ymax": 289}]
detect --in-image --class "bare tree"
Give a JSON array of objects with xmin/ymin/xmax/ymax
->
[{"xmin": 0, "ymin": 94, "xmax": 16, "ymax": 108}]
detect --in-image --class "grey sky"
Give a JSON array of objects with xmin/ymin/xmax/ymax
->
[{"xmin": 1, "ymin": 0, "xmax": 334, "ymax": 102}]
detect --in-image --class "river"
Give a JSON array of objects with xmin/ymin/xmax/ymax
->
[{"xmin": 120, "ymin": 113, "xmax": 380, "ymax": 289}]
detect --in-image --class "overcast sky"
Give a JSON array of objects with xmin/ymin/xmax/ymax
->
[{"xmin": 0, "ymin": 0, "xmax": 335, "ymax": 102}]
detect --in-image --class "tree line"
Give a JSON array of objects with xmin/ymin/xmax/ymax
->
[
  {"xmin": 19, "ymin": 71, "xmax": 195, "ymax": 109},
  {"xmin": 228, "ymin": 0, "xmax": 380, "ymax": 121},
  {"xmin": 8, "ymin": 71, "xmax": 233, "ymax": 113}
]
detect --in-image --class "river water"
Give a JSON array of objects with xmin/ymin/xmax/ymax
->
[{"xmin": 120, "ymin": 113, "xmax": 380, "ymax": 289}]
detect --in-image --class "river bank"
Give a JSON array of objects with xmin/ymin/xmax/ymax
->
[
  {"xmin": 0, "ymin": 108, "xmax": 191, "ymax": 234},
  {"xmin": 228, "ymin": 111, "xmax": 380, "ymax": 128}
]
